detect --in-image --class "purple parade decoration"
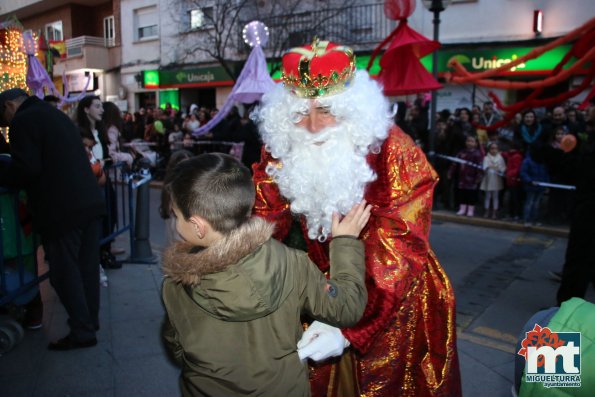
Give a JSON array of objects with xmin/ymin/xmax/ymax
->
[
  {"xmin": 192, "ymin": 21, "xmax": 275, "ymax": 137},
  {"xmin": 22, "ymin": 31, "xmax": 91, "ymax": 106}
]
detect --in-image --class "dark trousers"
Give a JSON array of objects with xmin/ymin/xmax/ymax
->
[
  {"xmin": 557, "ymin": 201, "xmax": 595, "ymax": 305},
  {"xmin": 44, "ymin": 218, "xmax": 101, "ymax": 341},
  {"xmin": 507, "ymin": 186, "xmax": 523, "ymax": 219},
  {"xmin": 457, "ymin": 188, "xmax": 478, "ymax": 206}
]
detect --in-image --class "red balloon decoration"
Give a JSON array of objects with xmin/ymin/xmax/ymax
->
[
  {"xmin": 367, "ymin": 1, "xmax": 441, "ymax": 96},
  {"xmin": 561, "ymin": 135, "xmax": 577, "ymax": 153},
  {"xmin": 384, "ymin": 0, "xmax": 417, "ymax": 20}
]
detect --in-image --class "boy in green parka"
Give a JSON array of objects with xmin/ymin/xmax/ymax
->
[{"xmin": 161, "ymin": 153, "xmax": 369, "ymax": 396}]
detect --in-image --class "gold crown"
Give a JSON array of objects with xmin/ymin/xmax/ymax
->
[{"xmin": 281, "ymin": 39, "xmax": 356, "ymax": 98}]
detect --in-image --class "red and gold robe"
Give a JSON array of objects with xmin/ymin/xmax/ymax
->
[{"xmin": 252, "ymin": 127, "xmax": 461, "ymax": 397}]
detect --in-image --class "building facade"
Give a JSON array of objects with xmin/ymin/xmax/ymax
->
[
  {"xmin": 125, "ymin": 0, "xmax": 593, "ymax": 114},
  {"xmin": 1, "ymin": 0, "xmax": 123, "ymax": 108},
  {"xmin": 2, "ymin": 0, "xmax": 593, "ymax": 113}
]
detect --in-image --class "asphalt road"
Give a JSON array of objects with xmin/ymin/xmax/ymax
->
[{"xmin": 144, "ymin": 186, "xmax": 593, "ymax": 396}]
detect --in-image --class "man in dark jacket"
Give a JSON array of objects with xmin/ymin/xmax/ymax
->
[{"xmin": 0, "ymin": 88, "xmax": 106, "ymax": 350}]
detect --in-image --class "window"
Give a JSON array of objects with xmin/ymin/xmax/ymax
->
[
  {"xmin": 45, "ymin": 21, "xmax": 63, "ymax": 41},
  {"xmin": 104, "ymin": 16, "xmax": 115, "ymax": 46},
  {"xmin": 189, "ymin": 7, "xmax": 214, "ymax": 29},
  {"xmin": 134, "ymin": 6, "xmax": 158, "ymax": 40}
]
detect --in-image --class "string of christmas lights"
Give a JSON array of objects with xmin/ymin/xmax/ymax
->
[
  {"xmin": 0, "ymin": 26, "xmax": 37, "ymax": 141},
  {"xmin": 0, "ymin": 27, "xmax": 35, "ymax": 92}
]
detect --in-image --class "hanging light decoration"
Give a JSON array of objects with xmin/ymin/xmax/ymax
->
[{"xmin": 242, "ymin": 21, "xmax": 269, "ymax": 48}]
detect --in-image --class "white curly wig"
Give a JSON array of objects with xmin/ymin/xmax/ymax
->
[{"xmin": 253, "ymin": 70, "xmax": 394, "ymax": 241}]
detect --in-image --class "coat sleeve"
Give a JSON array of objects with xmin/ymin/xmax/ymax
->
[
  {"xmin": 0, "ymin": 117, "xmax": 42, "ymax": 187},
  {"xmin": 341, "ymin": 129, "xmax": 439, "ymax": 353},
  {"xmin": 520, "ymin": 159, "xmax": 531, "ymax": 183},
  {"xmin": 161, "ymin": 280, "xmax": 184, "ymax": 364},
  {"xmin": 251, "ymin": 147, "xmax": 293, "ymax": 240},
  {"xmin": 498, "ymin": 156, "xmax": 507, "ymax": 174},
  {"xmin": 298, "ymin": 237, "xmax": 367, "ymax": 328},
  {"xmin": 107, "ymin": 126, "xmax": 134, "ymax": 166}
]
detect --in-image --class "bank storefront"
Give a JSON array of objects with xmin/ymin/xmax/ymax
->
[
  {"xmin": 144, "ymin": 43, "xmax": 587, "ymax": 114},
  {"xmin": 417, "ymin": 43, "xmax": 587, "ymax": 111},
  {"xmin": 141, "ymin": 65, "xmax": 235, "ymax": 113}
]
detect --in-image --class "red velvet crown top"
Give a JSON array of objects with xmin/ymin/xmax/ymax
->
[{"xmin": 281, "ymin": 39, "xmax": 356, "ymax": 98}]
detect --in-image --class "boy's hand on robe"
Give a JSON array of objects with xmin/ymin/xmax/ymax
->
[{"xmin": 332, "ymin": 200, "xmax": 372, "ymax": 238}]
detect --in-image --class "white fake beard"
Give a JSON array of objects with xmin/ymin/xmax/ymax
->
[{"xmin": 266, "ymin": 123, "xmax": 376, "ymax": 242}]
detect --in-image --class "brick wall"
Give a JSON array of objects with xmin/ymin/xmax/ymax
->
[{"xmin": 21, "ymin": 5, "xmax": 73, "ymax": 39}]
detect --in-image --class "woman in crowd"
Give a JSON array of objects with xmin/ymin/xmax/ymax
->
[
  {"xmin": 448, "ymin": 107, "xmax": 477, "ymax": 155},
  {"xmin": 103, "ymin": 102, "xmax": 134, "ymax": 168},
  {"xmin": 515, "ymin": 109, "xmax": 544, "ymax": 153},
  {"xmin": 76, "ymin": 96, "xmax": 120, "ymax": 269}
]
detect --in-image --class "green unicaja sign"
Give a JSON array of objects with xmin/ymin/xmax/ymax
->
[{"xmin": 419, "ymin": 44, "xmax": 576, "ymax": 73}]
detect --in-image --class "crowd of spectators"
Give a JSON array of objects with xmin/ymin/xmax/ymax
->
[
  {"xmin": 397, "ymin": 96, "xmax": 594, "ymax": 226},
  {"xmin": 118, "ymin": 102, "xmax": 262, "ymax": 177},
  {"xmin": 65, "ymin": 95, "xmax": 593, "ymax": 229}
]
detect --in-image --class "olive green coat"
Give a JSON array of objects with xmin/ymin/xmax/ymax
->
[{"xmin": 161, "ymin": 217, "xmax": 367, "ymax": 397}]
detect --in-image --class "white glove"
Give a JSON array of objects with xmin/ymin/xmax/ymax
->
[{"xmin": 297, "ymin": 321, "xmax": 350, "ymax": 362}]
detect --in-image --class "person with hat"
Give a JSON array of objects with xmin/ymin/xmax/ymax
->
[
  {"xmin": 0, "ymin": 88, "xmax": 106, "ymax": 350},
  {"xmin": 252, "ymin": 39, "xmax": 462, "ymax": 396}
]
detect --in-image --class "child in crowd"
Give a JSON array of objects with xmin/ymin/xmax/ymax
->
[
  {"xmin": 167, "ymin": 122, "xmax": 184, "ymax": 152},
  {"xmin": 81, "ymin": 130, "xmax": 106, "ymax": 187},
  {"xmin": 160, "ymin": 153, "xmax": 369, "ymax": 397},
  {"xmin": 502, "ymin": 141, "xmax": 524, "ymax": 221},
  {"xmin": 81, "ymin": 130, "xmax": 108, "ymax": 286},
  {"xmin": 520, "ymin": 143, "xmax": 550, "ymax": 226},
  {"xmin": 448, "ymin": 135, "xmax": 484, "ymax": 217},
  {"xmin": 480, "ymin": 142, "xmax": 507, "ymax": 219}
]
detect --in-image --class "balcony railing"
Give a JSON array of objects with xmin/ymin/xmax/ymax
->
[
  {"xmin": 65, "ymin": 36, "xmax": 108, "ymax": 58},
  {"xmin": 241, "ymin": 2, "xmax": 394, "ymax": 53},
  {"xmin": 53, "ymin": 35, "xmax": 120, "ymax": 77}
]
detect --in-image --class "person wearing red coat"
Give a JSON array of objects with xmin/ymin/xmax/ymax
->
[
  {"xmin": 502, "ymin": 142, "xmax": 525, "ymax": 220},
  {"xmin": 251, "ymin": 39, "xmax": 461, "ymax": 397}
]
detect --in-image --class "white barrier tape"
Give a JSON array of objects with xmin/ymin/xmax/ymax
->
[
  {"xmin": 124, "ymin": 140, "xmax": 238, "ymax": 147},
  {"xmin": 434, "ymin": 153, "xmax": 576, "ymax": 191},
  {"xmin": 132, "ymin": 175, "xmax": 152, "ymax": 189},
  {"xmin": 123, "ymin": 142, "xmax": 157, "ymax": 147},
  {"xmin": 532, "ymin": 181, "xmax": 576, "ymax": 190},
  {"xmin": 182, "ymin": 140, "xmax": 238, "ymax": 146}
]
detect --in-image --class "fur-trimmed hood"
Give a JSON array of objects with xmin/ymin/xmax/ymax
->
[
  {"xmin": 162, "ymin": 217, "xmax": 274, "ymax": 285},
  {"xmin": 161, "ymin": 217, "xmax": 285, "ymax": 321}
]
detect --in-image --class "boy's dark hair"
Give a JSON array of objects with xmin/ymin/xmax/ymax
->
[{"xmin": 165, "ymin": 153, "xmax": 255, "ymax": 234}]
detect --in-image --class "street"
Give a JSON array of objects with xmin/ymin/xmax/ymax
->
[
  {"xmin": 144, "ymin": 186, "xmax": 590, "ymax": 396},
  {"xmin": 431, "ymin": 220, "xmax": 573, "ymax": 396},
  {"xmin": 2, "ymin": 186, "xmax": 591, "ymax": 397}
]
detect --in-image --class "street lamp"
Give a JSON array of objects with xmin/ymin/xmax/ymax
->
[{"xmin": 422, "ymin": 0, "xmax": 451, "ymax": 160}]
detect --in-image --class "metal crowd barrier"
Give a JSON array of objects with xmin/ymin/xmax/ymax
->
[{"xmin": 0, "ymin": 162, "xmax": 154, "ymax": 307}]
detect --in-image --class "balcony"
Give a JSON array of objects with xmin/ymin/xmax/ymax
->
[
  {"xmin": 241, "ymin": 2, "xmax": 394, "ymax": 53},
  {"xmin": 53, "ymin": 36, "xmax": 120, "ymax": 77}
]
